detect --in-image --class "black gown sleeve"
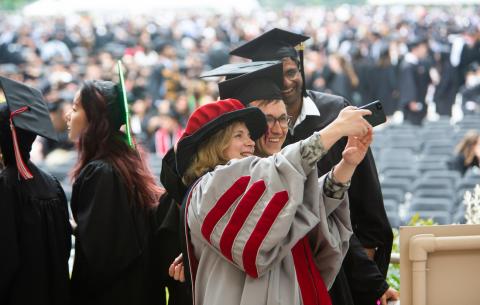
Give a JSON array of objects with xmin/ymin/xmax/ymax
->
[
  {"xmin": 399, "ymin": 63, "xmax": 417, "ymax": 108},
  {"xmin": 344, "ymin": 235, "xmax": 389, "ymax": 305},
  {"xmin": 348, "ymin": 147, "xmax": 393, "ymax": 276},
  {"xmin": 150, "ymin": 194, "xmax": 192, "ymax": 305},
  {"xmin": 0, "ymin": 179, "xmax": 20, "ymax": 302},
  {"xmin": 71, "ymin": 161, "xmax": 143, "ymax": 290},
  {"xmin": 447, "ymin": 154, "xmax": 467, "ymax": 175}
]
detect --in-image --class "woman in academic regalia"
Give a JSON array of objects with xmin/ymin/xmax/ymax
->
[
  {"xmin": 66, "ymin": 78, "xmax": 164, "ymax": 305},
  {"xmin": 0, "ymin": 76, "xmax": 71, "ymax": 305}
]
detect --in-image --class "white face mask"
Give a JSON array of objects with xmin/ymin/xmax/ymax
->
[{"xmin": 466, "ymin": 75, "xmax": 480, "ymax": 87}]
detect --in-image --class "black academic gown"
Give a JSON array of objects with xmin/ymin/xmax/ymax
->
[
  {"xmin": 149, "ymin": 193, "xmax": 192, "ymax": 305},
  {"xmin": 398, "ymin": 58, "xmax": 431, "ymax": 125},
  {"xmin": 433, "ymin": 56, "xmax": 457, "ymax": 117},
  {"xmin": 70, "ymin": 160, "xmax": 151, "ymax": 305},
  {"xmin": 353, "ymin": 58, "xmax": 375, "ymax": 106},
  {"xmin": 323, "ymin": 66, "xmax": 356, "ymax": 104},
  {"xmin": 447, "ymin": 154, "xmax": 480, "ymax": 176},
  {"xmin": 367, "ymin": 64, "xmax": 398, "ymax": 116},
  {"xmin": 154, "ymin": 148, "xmax": 193, "ymax": 305},
  {"xmin": 0, "ymin": 162, "xmax": 71, "ymax": 305},
  {"xmin": 460, "ymin": 84, "xmax": 480, "ymax": 114},
  {"xmin": 284, "ymin": 90, "xmax": 393, "ymax": 305},
  {"xmin": 458, "ymin": 40, "xmax": 480, "ymax": 87}
]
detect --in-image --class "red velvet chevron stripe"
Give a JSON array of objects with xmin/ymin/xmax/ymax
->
[
  {"xmin": 9, "ymin": 106, "xmax": 33, "ymax": 180},
  {"xmin": 242, "ymin": 190, "xmax": 289, "ymax": 278},
  {"xmin": 219, "ymin": 180, "xmax": 266, "ymax": 261},
  {"xmin": 292, "ymin": 237, "xmax": 332, "ymax": 305},
  {"xmin": 201, "ymin": 176, "xmax": 250, "ymax": 243}
]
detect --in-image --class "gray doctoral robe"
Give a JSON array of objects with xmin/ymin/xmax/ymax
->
[{"xmin": 185, "ymin": 133, "xmax": 352, "ymax": 305}]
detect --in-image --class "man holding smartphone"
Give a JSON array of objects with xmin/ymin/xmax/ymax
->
[{"xmin": 230, "ymin": 28, "xmax": 398, "ymax": 305}]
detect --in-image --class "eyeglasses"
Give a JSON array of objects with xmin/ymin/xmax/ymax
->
[{"xmin": 265, "ymin": 114, "xmax": 292, "ymax": 128}]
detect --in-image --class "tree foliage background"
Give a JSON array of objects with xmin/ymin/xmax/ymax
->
[{"xmin": 0, "ymin": 0, "xmax": 35, "ymax": 10}]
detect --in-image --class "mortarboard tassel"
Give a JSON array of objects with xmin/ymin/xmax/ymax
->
[
  {"xmin": 298, "ymin": 42, "xmax": 307, "ymax": 96},
  {"xmin": 117, "ymin": 61, "xmax": 135, "ymax": 149},
  {"xmin": 297, "ymin": 42, "xmax": 307, "ymax": 97},
  {"xmin": 10, "ymin": 106, "xmax": 33, "ymax": 180}
]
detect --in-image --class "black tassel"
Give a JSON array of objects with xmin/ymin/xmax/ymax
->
[{"xmin": 298, "ymin": 42, "xmax": 307, "ymax": 97}]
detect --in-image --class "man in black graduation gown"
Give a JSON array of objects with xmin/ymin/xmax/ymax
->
[
  {"xmin": 230, "ymin": 28, "xmax": 396, "ymax": 305},
  {"xmin": 0, "ymin": 76, "xmax": 71, "ymax": 305},
  {"xmin": 456, "ymin": 26, "xmax": 480, "ymax": 88},
  {"xmin": 432, "ymin": 41, "xmax": 457, "ymax": 117},
  {"xmin": 367, "ymin": 45, "xmax": 399, "ymax": 117},
  {"xmin": 458, "ymin": 61, "xmax": 480, "ymax": 114},
  {"xmin": 398, "ymin": 37, "xmax": 431, "ymax": 126}
]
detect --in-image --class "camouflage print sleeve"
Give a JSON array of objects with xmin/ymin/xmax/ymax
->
[
  {"xmin": 300, "ymin": 132, "xmax": 327, "ymax": 168},
  {"xmin": 323, "ymin": 167, "xmax": 350, "ymax": 199}
]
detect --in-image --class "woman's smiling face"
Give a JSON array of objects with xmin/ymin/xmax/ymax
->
[{"xmin": 223, "ymin": 121, "xmax": 255, "ymax": 160}]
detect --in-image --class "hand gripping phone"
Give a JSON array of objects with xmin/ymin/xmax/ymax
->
[{"xmin": 359, "ymin": 100, "xmax": 387, "ymax": 127}]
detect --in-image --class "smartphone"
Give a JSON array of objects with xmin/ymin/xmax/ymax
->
[{"xmin": 359, "ymin": 100, "xmax": 386, "ymax": 127}]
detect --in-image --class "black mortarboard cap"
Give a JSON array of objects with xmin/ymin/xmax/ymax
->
[
  {"xmin": 230, "ymin": 28, "xmax": 309, "ymax": 61},
  {"xmin": 0, "ymin": 76, "xmax": 57, "ymax": 141},
  {"xmin": 230, "ymin": 28, "xmax": 310, "ymax": 97},
  {"xmin": 200, "ymin": 61, "xmax": 280, "ymax": 79},
  {"xmin": 0, "ymin": 75, "xmax": 57, "ymax": 179},
  {"xmin": 218, "ymin": 61, "xmax": 283, "ymax": 106}
]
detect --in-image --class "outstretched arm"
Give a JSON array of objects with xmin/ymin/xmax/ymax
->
[
  {"xmin": 318, "ymin": 106, "xmax": 372, "ymax": 152},
  {"xmin": 332, "ymin": 129, "xmax": 373, "ymax": 184}
]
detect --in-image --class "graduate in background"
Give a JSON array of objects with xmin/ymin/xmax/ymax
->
[
  {"xmin": 66, "ymin": 73, "xmax": 164, "ymax": 304},
  {"xmin": 0, "ymin": 76, "xmax": 71, "ymax": 305},
  {"xmin": 398, "ymin": 36, "xmax": 431, "ymax": 126}
]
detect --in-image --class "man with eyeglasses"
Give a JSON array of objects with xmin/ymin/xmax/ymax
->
[
  {"xmin": 251, "ymin": 102, "xmax": 291, "ymax": 157},
  {"xmin": 230, "ymin": 28, "xmax": 398, "ymax": 305}
]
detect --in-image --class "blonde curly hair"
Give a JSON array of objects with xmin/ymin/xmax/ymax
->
[{"xmin": 182, "ymin": 122, "xmax": 240, "ymax": 185}]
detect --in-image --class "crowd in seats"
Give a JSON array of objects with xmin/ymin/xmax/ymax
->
[
  {"xmin": 373, "ymin": 115, "xmax": 480, "ymax": 227},
  {"xmin": 2, "ymin": 5, "xmax": 480, "ymax": 226},
  {"xmin": 1, "ymin": 5, "xmax": 480, "ymax": 160}
]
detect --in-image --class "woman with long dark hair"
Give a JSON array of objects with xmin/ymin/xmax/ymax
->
[{"xmin": 67, "ymin": 79, "xmax": 164, "ymax": 305}]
